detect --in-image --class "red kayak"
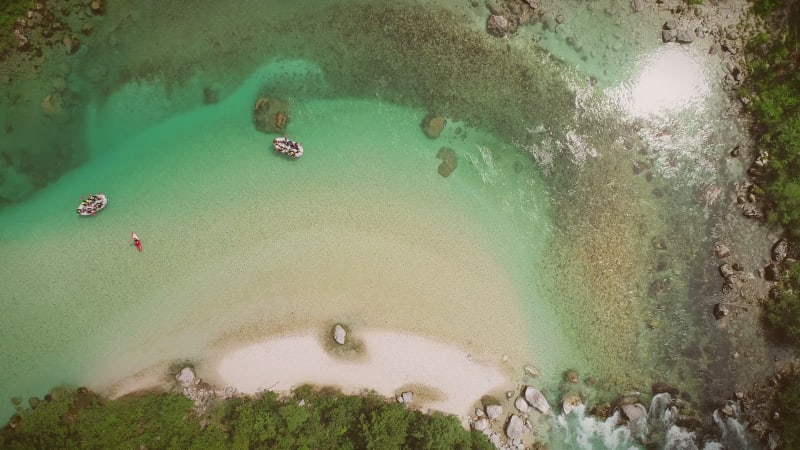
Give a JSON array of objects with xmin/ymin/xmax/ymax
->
[{"xmin": 132, "ymin": 232, "xmax": 142, "ymax": 252}]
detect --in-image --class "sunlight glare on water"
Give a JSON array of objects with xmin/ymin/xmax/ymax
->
[{"xmin": 624, "ymin": 46, "xmax": 712, "ymax": 118}]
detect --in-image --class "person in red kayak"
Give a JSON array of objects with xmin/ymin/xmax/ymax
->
[{"xmin": 132, "ymin": 232, "xmax": 142, "ymax": 252}]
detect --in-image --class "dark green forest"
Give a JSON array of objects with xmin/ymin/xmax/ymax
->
[
  {"xmin": 746, "ymin": 0, "xmax": 800, "ymax": 346},
  {"xmin": 1, "ymin": 385, "xmax": 494, "ymax": 450}
]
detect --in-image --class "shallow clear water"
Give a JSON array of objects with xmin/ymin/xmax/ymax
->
[{"xmin": 0, "ymin": 0, "xmax": 763, "ymax": 447}]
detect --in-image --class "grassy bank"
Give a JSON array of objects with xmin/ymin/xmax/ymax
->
[{"xmin": 1, "ymin": 385, "xmax": 494, "ymax": 449}]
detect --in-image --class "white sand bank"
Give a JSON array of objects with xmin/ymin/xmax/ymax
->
[{"xmin": 212, "ymin": 329, "xmax": 513, "ymax": 416}]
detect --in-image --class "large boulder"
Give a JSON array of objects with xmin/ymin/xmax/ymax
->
[
  {"xmin": 485, "ymin": 404, "xmax": 503, "ymax": 420},
  {"xmin": 177, "ymin": 367, "xmax": 196, "ymax": 387},
  {"xmin": 772, "ymin": 239, "xmax": 789, "ymax": 263},
  {"xmin": 505, "ymin": 414, "xmax": 526, "ymax": 440},
  {"xmin": 472, "ymin": 417, "xmax": 489, "ymax": 431},
  {"xmin": 524, "ymin": 387, "xmax": 550, "ymax": 415},
  {"xmin": 253, "ymin": 97, "xmax": 290, "ymax": 133},
  {"xmin": 676, "ymin": 30, "xmax": 696, "ymax": 44},
  {"xmin": 622, "ymin": 403, "xmax": 647, "ymax": 421},
  {"xmin": 333, "ymin": 324, "xmax": 346, "ymax": 345},
  {"xmin": 396, "ymin": 391, "xmax": 413, "ymax": 403},
  {"xmin": 514, "ymin": 396, "xmax": 529, "ymax": 413}
]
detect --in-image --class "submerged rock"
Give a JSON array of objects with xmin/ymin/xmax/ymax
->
[
  {"xmin": 486, "ymin": 15, "xmax": 509, "ymax": 37},
  {"xmin": 524, "ymin": 365, "xmax": 542, "ymax": 378},
  {"xmin": 436, "ymin": 147, "xmax": 457, "ymax": 177},
  {"xmin": 562, "ymin": 394, "xmax": 582, "ymax": 415},
  {"xmin": 62, "ymin": 34, "xmax": 80, "ymax": 55},
  {"xmin": 41, "ymin": 92, "xmax": 71, "ymax": 123},
  {"xmin": 253, "ymin": 96, "xmax": 290, "ymax": 133},
  {"xmin": 422, "ymin": 115, "xmax": 446, "ymax": 139},
  {"xmin": 719, "ymin": 263, "xmax": 735, "ymax": 279},
  {"xmin": 714, "ymin": 243, "xmax": 731, "ymax": 258},
  {"xmin": 565, "ymin": 369, "xmax": 580, "ymax": 383},
  {"xmin": 91, "ymin": 0, "xmax": 106, "ymax": 14},
  {"xmin": 713, "ymin": 303, "xmax": 729, "ymax": 320},
  {"xmin": 203, "ymin": 87, "xmax": 219, "ymax": 105}
]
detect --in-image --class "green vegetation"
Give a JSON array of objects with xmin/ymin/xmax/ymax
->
[
  {"xmin": 1, "ymin": 385, "xmax": 494, "ymax": 449},
  {"xmin": 752, "ymin": 0, "xmax": 790, "ymax": 16},
  {"xmin": 745, "ymin": 5, "xmax": 800, "ymax": 442},
  {"xmin": 745, "ymin": 1, "xmax": 800, "ymax": 347},
  {"xmin": 766, "ymin": 263, "xmax": 800, "ymax": 344},
  {"xmin": 0, "ymin": 0, "xmax": 34, "ymax": 31},
  {"xmin": 775, "ymin": 374, "xmax": 800, "ymax": 447},
  {"xmin": 0, "ymin": 0, "xmax": 35, "ymax": 58}
]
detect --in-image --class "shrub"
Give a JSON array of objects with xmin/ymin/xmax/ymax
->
[
  {"xmin": 775, "ymin": 374, "xmax": 800, "ymax": 446},
  {"xmin": 766, "ymin": 261, "xmax": 800, "ymax": 345},
  {"xmin": 752, "ymin": 0, "xmax": 789, "ymax": 16},
  {"xmin": 0, "ymin": 0, "xmax": 35, "ymax": 58}
]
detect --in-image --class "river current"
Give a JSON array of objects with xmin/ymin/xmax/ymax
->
[{"xmin": 0, "ymin": 0, "xmax": 767, "ymax": 448}]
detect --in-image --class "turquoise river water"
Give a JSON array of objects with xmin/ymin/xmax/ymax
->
[{"xmin": 0, "ymin": 0, "xmax": 766, "ymax": 448}]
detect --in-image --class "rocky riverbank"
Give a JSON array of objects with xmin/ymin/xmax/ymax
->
[{"xmin": 477, "ymin": 0, "xmax": 798, "ymax": 447}]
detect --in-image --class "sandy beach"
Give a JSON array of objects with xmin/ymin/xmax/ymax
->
[{"xmin": 210, "ymin": 329, "xmax": 514, "ymax": 417}]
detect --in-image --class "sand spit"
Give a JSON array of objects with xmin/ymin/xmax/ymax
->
[{"xmin": 210, "ymin": 329, "xmax": 513, "ymax": 417}]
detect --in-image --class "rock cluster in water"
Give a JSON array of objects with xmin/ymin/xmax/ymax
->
[
  {"xmin": 435, "ymin": 147, "xmax": 457, "ymax": 178},
  {"xmin": 253, "ymin": 96, "xmax": 290, "ymax": 134}
]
